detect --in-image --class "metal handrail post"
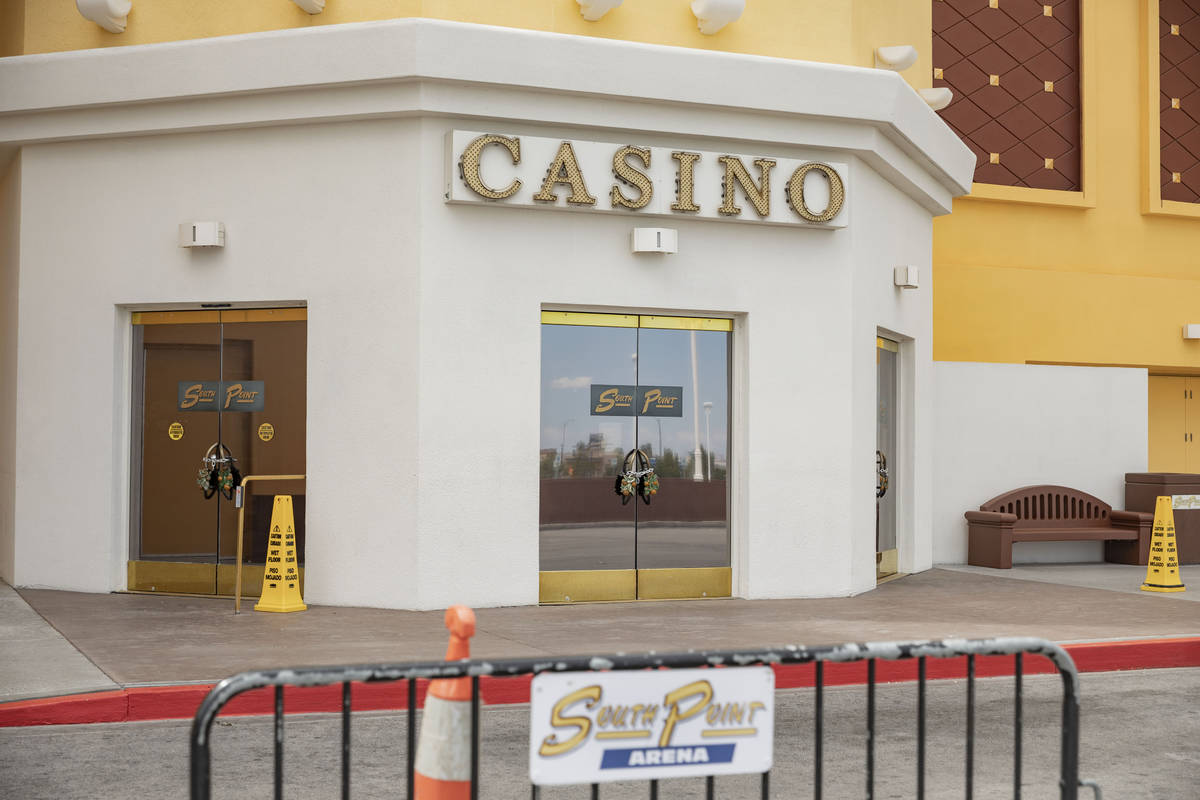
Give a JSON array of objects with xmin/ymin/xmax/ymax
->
[{"xmin": 234, "ymin": 474, "xmax": 306, "ymax": 613}]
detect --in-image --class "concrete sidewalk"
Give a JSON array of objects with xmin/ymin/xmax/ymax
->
[
  {"xmin": 2, "ymin": 566, "xmax": 1197, "ymax": 704},
  {"xmin": 0, "ymin": 583, "xmax": 117, "ymax": 702}
]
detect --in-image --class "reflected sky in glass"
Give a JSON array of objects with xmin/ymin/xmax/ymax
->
[{"xmin": 540, "ymin": 325, "xmax": 729, "ymax": 463}]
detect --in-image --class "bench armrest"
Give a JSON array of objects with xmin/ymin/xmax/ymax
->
[
  {"xmin": 1111, "ymin": 510, "xmax": 1154, "ymax": 527},
  {"xmin": 965, "ymin": 510, "xmax": 1017, "ymax": 525}
]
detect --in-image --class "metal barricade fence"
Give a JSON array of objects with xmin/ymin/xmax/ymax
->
[{"xmin": 190, "ymin": 636, "xmax": 1097, "ymax": 800}]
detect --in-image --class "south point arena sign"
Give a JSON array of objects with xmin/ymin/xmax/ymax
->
[{"xmin": 446, "ymin": 130, "xmax": 849, "ymax": 228}]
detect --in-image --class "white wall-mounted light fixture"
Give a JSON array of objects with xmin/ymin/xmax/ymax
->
[
  {"xmin": 691, "ymin": 0, "xmax": 744, "ymax": 35},
  {"xmin": 179, "ymin": 222, "xmax": 226, "ymax": 248},
  {"xmin": 894, "ymin": 265, "xmax": 919, "ymax": 289},
  {"xmin": 919, "ymin": 88, "xmax": 954, "ymax": 111},
  {"xmin": 632, "ymin": 228, "xmax": 678, "ymax": 254},
  {"xmin": 291, "ymin": 0, "xmax": 325, "ymax": 13},
  {"xmin": 874, "ymin": 45, "xmax": 919, "ymax": 72},
  {"xmin": 1184, "ymin": 325, "xmax": 1200, "ymax": 340},
  {"xmin": 577, "ymin": 0, "xmax": 622, "ymax": 21},
  {"xmin": 75, "ymin": 0, "xmax": 132, "ymax": 33}
]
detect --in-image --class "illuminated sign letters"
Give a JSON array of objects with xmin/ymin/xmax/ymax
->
[{"xmin": 447, "ymin": 130, "xmax": 848, "ymax": 228}]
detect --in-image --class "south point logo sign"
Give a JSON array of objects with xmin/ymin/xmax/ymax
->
[
  {"xmin": 177, "ymin": 381, "xmax": 266, "ymax": 412},
  {"xmin": 529, "ymin": 667, "xmax": 774, "ymax": 786},
  {"xmin": 591, "ymin": 384, "xmax": 684, "ymax": 417},
  {"xmin": 447, "ymin": 130, "xmax": 848, "ymax": 228}
]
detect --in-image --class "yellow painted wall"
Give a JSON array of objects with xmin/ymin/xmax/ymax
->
[
  {"xmin": 0, "ymin": 0, "xmax": 25, "ymax": 57},
  {"xmin": 933, "ymin": 0, "xmax": 1200, "ymax": 375},
  {"xmin": 2, "ymin": 0, "xmax": 932, "ymax": 89}
]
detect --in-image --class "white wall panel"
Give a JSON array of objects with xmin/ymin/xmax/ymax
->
[{"xmin": 932, "ymin": 362, "xmax": 1147, "ymax": 565}]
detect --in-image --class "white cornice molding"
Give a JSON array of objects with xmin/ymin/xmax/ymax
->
[{"xmin": 0, "ymin": 19, "xmax": 973, "ymax": 211}]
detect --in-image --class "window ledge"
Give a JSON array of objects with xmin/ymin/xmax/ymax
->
[
  {"xmin": 1144, "ymin": 201, "xmax": 1200, "ymax": 221},
  {"xmin": 958, "ymin": 183, "xmax": 1095, "ymax": 209}
]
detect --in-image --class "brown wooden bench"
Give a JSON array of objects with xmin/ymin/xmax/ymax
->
[{"xmin": 965, "ymin": 485, "xmax": 1154, "ymax": 568}]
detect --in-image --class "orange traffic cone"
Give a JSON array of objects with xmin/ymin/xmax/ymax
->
[{"xmin": 414, "ymin": 606, "xmax": 477, "ymax": 799}]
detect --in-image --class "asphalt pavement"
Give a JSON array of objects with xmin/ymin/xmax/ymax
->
[{"xmin": 2, "ymin": 668, "xmax": 1196, "ymax": 799}]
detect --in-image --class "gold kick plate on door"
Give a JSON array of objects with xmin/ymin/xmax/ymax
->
[
  {"xmin": 636, "ymin": 567, "xmax": 732, "ymax": 600},
  {"xmin": 539, "ymin": 568, "xmax": 733, "ymax": 604},
  {"xmin": 127, "ymin": 561, "xmax": 306, "ymax": 597},
  {"xmin": 539, "ymin": 570, "xmax": 637, "ymax": 603},
  {"xmin": 876, "ymin": 549, "xmax": 898, "ymax": 580}
]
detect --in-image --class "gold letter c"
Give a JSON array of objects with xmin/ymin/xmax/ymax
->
[{"xmin": 459, "ymin": 134, "xmax": 522, "ymax": 200}]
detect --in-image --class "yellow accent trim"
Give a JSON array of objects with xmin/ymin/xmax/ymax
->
[
  {"xmin": 540, "ymin": 312, "xmax": 638, "ymax": 328},
  {"xmin": 876, "ymin": 337, "xmax": 899, "ymax": 352},
  {"xmin": 540, "ymin": 313, "xmax": 733, "ymax": 332},
  {"xmin": 127, "ymin": 561, "xmax": 305, "ymax": 596},
  {"xmin": 1155, "ymin": 200, "xmax": 1200, "ymax": 219},
  {"xmin": 221, "ymin": 308, "xmax": 308, "ymax": 324},
  {"xmin": 635, "ymin": 567, "xmax": 732, "ymax": 600},
  {"xmin": 596, "ymin": 731, "xmax": 652, "ymax": 740},
  {"xmin": 638, "ymin": 316, "xmax": 734, "ymax": 332},
  {"xmin": 539, "ymin": 570, "xmax": 636, "ymax": 603},
  {"xmin": 132, "ymin": 311, "xmax": 220, "ymax": 325},
  {"xmin": 963, "ymin": 182, "xmax": 1097, "ymax": 208},
  {"xmin": 701, "ymin": 728, "xmax": 757, "ymax": 737},
  {"xmin": 132, "ymin": 308, "xmax": 307, "ymax": 325}
]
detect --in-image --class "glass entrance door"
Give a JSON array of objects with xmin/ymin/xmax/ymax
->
[
  {"xmin": 876, "ymin": 337, "xmax": 898, "ymax": 580},
  {"xmin": 539, "ymin": 312, "xmax": 731, "ymax": 602},
  {"xmin": 129, "ymin": 309, "xmax": 307, "ymax": 595}
]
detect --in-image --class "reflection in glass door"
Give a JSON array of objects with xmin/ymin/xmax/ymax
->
[
  {"xmin": 539, "ymin": 312, "xmax": 731, "ymax": 602},
  {"xmin": 876, "ymin": 337, "xmax": 898, "ymax": 580},
  {"xmin": 129, "ymin": 309, "xmax": 307, "ymax": 595}
]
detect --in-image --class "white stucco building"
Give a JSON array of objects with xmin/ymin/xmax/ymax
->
[{"xmin": 0, "ymin": 19, "xmax": 976, "ymax": 609}]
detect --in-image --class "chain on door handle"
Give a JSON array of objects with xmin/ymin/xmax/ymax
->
[{"xmin": 876, "ymin": 450, "xmax": 888, "ymax": 498}]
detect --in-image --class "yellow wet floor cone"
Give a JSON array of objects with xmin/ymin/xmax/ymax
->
[
  {"xmin": 254, "ymin": 496, "xmax": 307, "ymax": 612},
  {"xmin": 415, "ymin": 606, "xmax": 476, "ymax": 800},
  {"xmin": 1141, "ymin": 496, "xmax": 1186, "ymax": 593}
]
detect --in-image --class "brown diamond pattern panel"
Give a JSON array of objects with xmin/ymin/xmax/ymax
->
[
  {"xmin": 933, "ymin": 0, "xmax": 1080, "ymax": 191},
  {"xmin": 1161, "ymin": 0, "xmax": 1200, "ymax": 203}
]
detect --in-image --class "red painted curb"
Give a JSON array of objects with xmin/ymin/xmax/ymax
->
[{"xmin": 2, "ymin": 637, "xmax": 1197, "ymax": 727}]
